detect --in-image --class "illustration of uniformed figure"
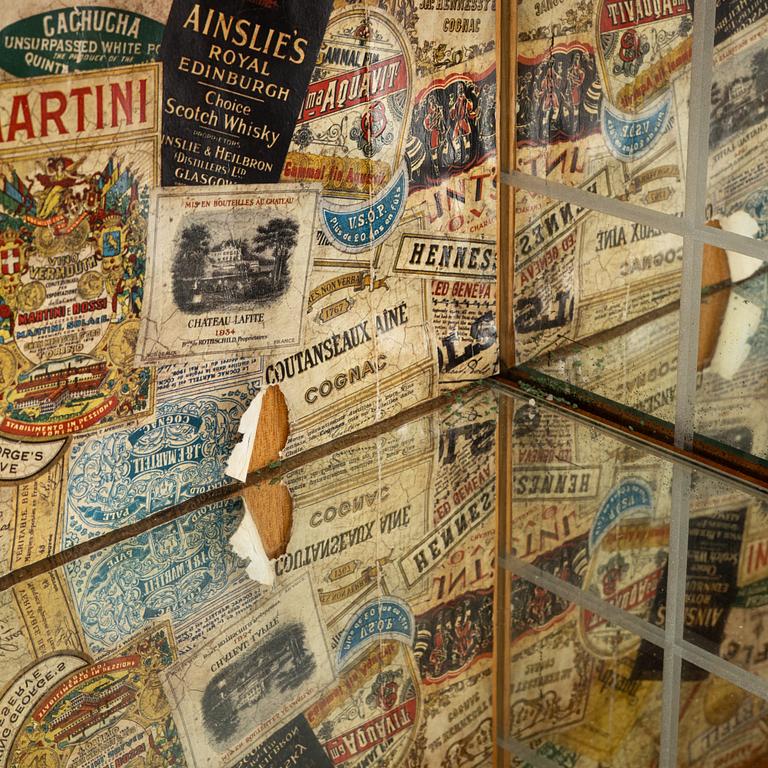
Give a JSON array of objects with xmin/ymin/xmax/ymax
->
[
  {"xmin": 453, "ymin": 602, "xmax": 479, "ymax": 666},
  {"xmin": 599, "ymin": 553, "xmax": 629, "ymax": 597},
  {"xmin": 429, "ymin": 612, "xmax": 448, "ymax": 677},
  {"xmin": 516, "ymin": 70, "xmax": 534, "ymax": 141},
  {"xmin": 567, "ymin": 51, "xmax": 586, "ymax": 130},
  {"xmin": 82, "ymin": 172, "xmax": 104, "ymax": 213},
  {"xmin": 528, "ymin": 584, "xmax": 554, "ymax": 626},
  {"xmin": 361, "ymin": 101, "xmax": 387, "ymax": 143},
  {"xmin": 478, "ymin": 81, "xmax": 497, "ymax": 144},
  {"xmin": 449, "ymin": 82, "xmax": 477, "ymax": 163},
  {"xmin": 536, "ymin": 59, "xmax": 561, "ymax": 139},
  {"xmin": 423, "ymin": 94, "xmax": 447, "ymax": 177}
]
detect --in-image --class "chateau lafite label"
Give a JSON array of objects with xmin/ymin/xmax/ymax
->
[{"xmin": 161, "ymin": 0, "xmax": 333, "ymax": 186}]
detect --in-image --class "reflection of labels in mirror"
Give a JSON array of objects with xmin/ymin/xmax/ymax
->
[
  {"xmin": 580, "ymin": 520, "xmax": 667, "ymax": 659},
  {"xmin": 0, "ymin": 654, "xmax": 88, "ymax": 767},
  {"xmin": 161, "ymin": 0, "xmax": 333, "ymax": 186},
  {"xmin": 336, "ymin": 597, "xmax": 414, "ymax": 669},
  {"xmin": 595, "ymin": 0, "xmax": 692, "ymax": 161}
]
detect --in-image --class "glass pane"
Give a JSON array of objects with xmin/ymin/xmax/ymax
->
[
  {"xmin": 512, "ymin": 191, "xmax": 682, "ymax": 424},
  {"xmin": 626, "ymin": 471, "xmax": 752, "ymax": 676},
  {"xmin": 678, "ymin": 662, "xmax": 768, "ymax": 767},
  {"xmin": 685, "ymin": 472, "xmax": 768, "ymax": 683},
  {"xmin": 507, "ymin": 396, "xmax": 671, "ymax": 629},
  {"xmin": 509, "ymin": 579, "xmax": 664, "ymax": 766},
  {"xmin": 515, "ymin": 0, "xmax": 691, "ymax": 208},
  {"xmin": 707, "ymin": 5, "xmax": 768, "ymax": 242},
  {"xmin": 696, "ymin": 244, "xmax": 768, "ymax": 465}
]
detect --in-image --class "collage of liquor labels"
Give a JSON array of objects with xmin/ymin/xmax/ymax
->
[
  {"xmin": 0, "ymin": 383, "xmax": 498, "ymax": 768},
  {"xmin": 0, "ymin": 0, "xmax": 499, "ymax": 584},
  {"xmin": 512, "ymin": 0, "xmax": 768, "ymax": 470},
  {"xmin": 0, "ymin": 0, "xmax": 499, "ymax": 766},
  {"xmin": 502, "ymin": 384, "xmax": 768, "ymax": 768}
]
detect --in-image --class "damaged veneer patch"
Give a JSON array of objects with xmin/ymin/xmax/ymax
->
[
  {"xmin": 225, "ymin": 384, "xmax": 290, "ymax": 482},
  {"xmin": 718, "ymin": 211, "xmax": 763, "ymax": 282},
  {"xmin": 226, "ymin": 384, "xmax": 293, "ymax": 586},
  {"xmin": 231, "ymin": 480, "xmax": 294, "ymax": 587}
]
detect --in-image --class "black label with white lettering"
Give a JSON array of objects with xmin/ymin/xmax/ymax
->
[
  {"xmin": 632, "ymin": 506, "xmax": 746, "ymax": 681},
  {"xmin": 233, "ymin": 714, "xmax": 332, "ymax": 768},
  {"xmin": 160, "ymin": 0, "xmax": 332, "ymax": 185}
]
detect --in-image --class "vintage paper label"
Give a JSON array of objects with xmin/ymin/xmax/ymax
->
[
  {"xmin": 138, "ymin": 184, "xmax": 318, "ymax": 363},
  {"xmin": 580, "ymin": 520, "xmax": 667, "ymax": 659},
  {"xmin": 393, "ymin": 233, "xmax": 495, "ymax": 281},
  {"xmin": 155, "ymin": 354, "xmax": 263, "ymax": 401},
  {"xmin": 405, "ymin": 62, "xmax": 495, "ymax": 194},
  {"xmin": 514, "ymin": 0, "xmax": 690, "ymax": 364},
  {"xmin": 0, "ymin": 653, "xmax": 89, "ymax": 766},
  {"xmin": 161, "ymin": 0, "xmax": 333, "ymax": 185},
  {"xmin": 281, "ymin": 447, "xmax": 434, "ymax": 628},
  {"xmin": 0, "ymin": 2, "xmax": 170, "ymax": 79},
  {"xmin": 398, "ymin": 479, "xmax": 493, "ymax": 588},
  {"xmin": 65, "ymin": 498, "xmax": 248, "ymax": 654},
  {"xmin": 595, "ymin": 0, "xmax": 691, "ymax": 160},
  {"xmin": 0, "ymin": 568, "xmax": 86, "ymax": 695},
  {"xmin": 272, "ymin": 271, "xmax": 437, "ymax": 458},
  {"xmin": 5, "ymin": 624, "xmax": 184, "ymax": 768},
  {"xmin": 161, "ymin": 573, "xmax": 333, "ymax": 768},
  {"xmin": 679, "ymin": 679, "xmax": 768, "ymax": 768},
  {"xmin": 706, "ymin": 12, "xmax": 768, "ymax": 237},
  {"xmin": 0, "ymin": 63, "xmax": 159, "ymax": 444},
  {"xmin": 0, "ymin": 437, "xmax": 67, "ymax": 483},
  {"xmin": 509, "ymin": 617, "xmax": 592, "ymax": 741},
  {"xmin": 413, "ymin": 588, "xmax": 493, "ymax": 684},
  {"xmin": 62, "ymin": 387, "xmax": 252, "ymax": 546},
  {"xmin": 283, "ymin": 6, "xmax": 412, "ymax": 258},
  {"xmin": 416, "ymin": 666, "xmax": 493, "ymax": 768},
  {"xmin": 231, "ymin": 714, "xmax": 333, "ymax": 768},
  {"xmin": 556, "ymin": 656, "xmax": 660, "ymax": 763},
  {"xmin": 304, "ymin": 639, "xmax": 420, "ymax": 767}
]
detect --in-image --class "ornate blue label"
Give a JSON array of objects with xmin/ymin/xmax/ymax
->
[
  {"xmin": 320, "ymin": 165, "xmax": 407, "ymax": 253},
  {"xmin": 63, "ymin": 389, "xmax": 254, "ymax": 548},
  {"xmin": 337, "ymin": 597, "xmax": 414, "ymax": 669},
  {"xmin": 65, "ymin": 499, "xmax": 247, "ymax": 653},
  {"xmin": 589, "ymin": 478, "xmax": 653, "ymax": 551},
  {"xmin": 601, "ymin": 97, "xmax": 671, "ymax": 161}
]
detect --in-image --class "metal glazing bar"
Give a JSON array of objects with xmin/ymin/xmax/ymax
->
[
  {"xmin": 501, "ymin": 554, "xmax": 667, "ymax": 646},
  {"xmin": 658, "ymin": 465, "xmax": 694, "ymax": 768},
  {"xmin": 500, "ymin": 170, "xmax": 768, "ymax": 263},
  {"xmin": 674, "ymin": 240, "xmax": 704, "ymax": 449},
  {"xmin": 500, "ymin": 553, "xmax": 768, "ymax": 705}
]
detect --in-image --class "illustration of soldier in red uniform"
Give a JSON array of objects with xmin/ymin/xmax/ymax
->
[
  {"xmin": 567, "ymin": 51, "xmax": 586, "ymax": 130},
  {"xmin": 361, "ymin": 101, "xmax": 387, "ymax": 143},
  {"xmin": 453, "ymin": 602, "xmax": 479, "ymax": 667},
  {"xmin": 423, "ymin": 94, "xmax": 447, "ymax": 177},
  {"xmin": 429, "ymin": 612, "xmax": 448, "ymax": 677},
  {"xmin": 449, "ymin": 81, "xmax": 477, "ymax": 163},
  {"xmin": 536, "ymin": 59, "xmax": 561, "ymax": 140}
]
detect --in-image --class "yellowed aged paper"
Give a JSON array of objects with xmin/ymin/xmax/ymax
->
[
  {"xmin": 137, "ymin": 184, "xmax": 319, "ymax": 363},
  {"xmin": 161, "ymin": 573, "xmax": 334, "ymax": 768},
  {"xmin": 272, "ymin": 270, "xmax": 438, "ymax": 458},
  {"xmin": 0, "ymin": 63, "xmax": 159, "ymax": 453}
]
